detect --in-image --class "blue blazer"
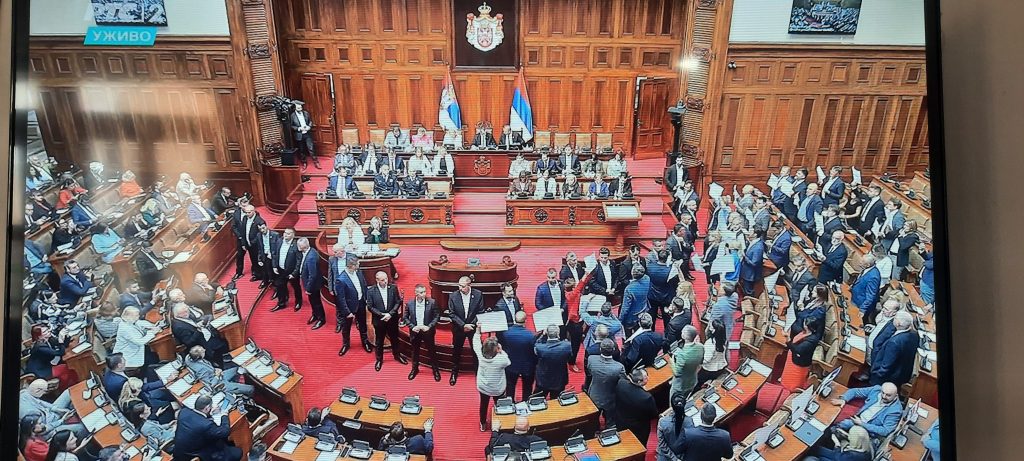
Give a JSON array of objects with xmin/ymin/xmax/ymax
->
[
  {"xmin": 24, "ymin": 240, "xmax": 49, "ymax": 272},
  {"xmin": 850, "ymin": 267, "xmax": 881, "ymax": 314},
  {"xmin": 623, "ymin": 330, "xmax": 664, "ymax": 369},
  {"xmin": 822, "ymin": 178, "xmax": 846, "ymax": 207},
  {"xmin": 768, "ymin": 229, "xmax": 792, "ymax": 268},
  {"xmin": 299, "ymin": 249, "xmax": 322, "ymax": 292},
  {"xmin": 870, "ymin": 329, "xmax": 921, "ymax": 386},
  {"xmin": 619, "ymin": 275, "xmax": 651, "ymax": 328},
  {"xmin": 645, "ymin": 262, "xmax": 676, "ymax": 306},
  {"xmin": 58, "ymin": 272, "xmax": 94, "ymax": 305},
  {"xmin": 534, "ymin": 282, "xmax": 568, "ymax": 318},
  {"xmin": 103, "ymin": 370, "xmax": 163, "ymax": 403},
  {"xmin": 840, "ymin": 385, "xmax": 903, "ymax": 438},
  {"xmin": 740, "ymin": 239, "xmax": 765, "ymax": 282},
  {"xmin": 870, "ymin": 320, "xmax": 897, "ymax": 353},
  {"xmin": 797, "ymin": 195, "xmax": 823, "ymax": 224},
  {"xmin": 334, "ymin": 270, "xmax": 367, "ymax": 317},
  {"xmin": 327, "ymin": 175, "xmax": 358, "ymax": 196},
  {"xmin": 173, "ymin": 407, "xmax": 234, "ymax": 461},
  {"xmin": 405, "ymin": 433, "xmax": 434, "ymax": 455},
  {"xmin": 70, "ymin": 203, "xmax": 94, "ymax": 227},
  {"xmin": 498, "ymin": 324, "xmax": 538, "ymax": 376},
  {"xmin": 817, "ymin": 243, "xmax": 848, "ymax": 284},
  {"xmin": 534, "ymin": 337, "xmax": 572, "ymax": 390}
]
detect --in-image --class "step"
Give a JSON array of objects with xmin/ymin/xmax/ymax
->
[{"xmin": 440, "ymin": 239, "xmax": 522, "ymax": 251}]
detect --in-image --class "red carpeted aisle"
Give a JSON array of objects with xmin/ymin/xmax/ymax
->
[{"xmin": 230, "ymin": 159, "xmax": 719, "ymax": 460}]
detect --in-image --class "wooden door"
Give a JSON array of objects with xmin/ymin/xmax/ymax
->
[
  {"xmin": 299, "ymin": 73, "xmax": 338, "ymax": 156},
  {"xmin": 632, "ymin": 77, "xmax": 675, "ymax": 159}
]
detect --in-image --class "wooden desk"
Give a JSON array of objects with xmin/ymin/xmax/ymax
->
[
  {"xmin": 753, "ymin": 384, "xmax": 848, "ymax": 461},
  {"xmin": 549, "ymin": 430, "xmax": 647, "ymax": 461},
  {"xmin": 267, "ymin": 430, "xmax": 428, "ymax": 461},
  {"xmin": 909, "ymin": 171, "xmax": 931, "ymax": 197},
  {"xmin": 890, "ymin": 402, "xmax": 938, "ymax": 461},
  {"xmin": 315, "ymin": 197, "xmax": 455, "ymax": 236},
  {"xmin": 896, "ymin": 282, "xmax": 939, "ymax": 403},
  {"xmin": 67, "ymin": 381, "xmax": 172, "ymax": 461},
  {"xmin": 644, "ymin": 353, "xmax": 674, "ymax": 410},
  {"xmin": 327, "ymin": 395, "xmax": 434, "ymax": 444},
  {"xmin": 314, "ymin": 231, "xmax": 400, "ymax": 282},
  {"xmin": 230, "ymin": 345, "xmax": 305, "ymax": 422},
  {"xmin": 350, "ymin": 175, "xmax": 453, "ymax": 196},
  {"xmin": 427, "ymin": 259, "xmax": 519, "ymax": 311},
  {"xmin": 27, "ymin": 180, "xmax": 117, "ymax": 251},
  {"xmin": 505, "ymin": 199, "xmax": 642, "ymax": 251},
  {"xmin": 691, "ymin": 359, "xmax": 771, "ymax": 425},
  {"xmin": 449, "ymin": 149, "xmax": 619, "ymax": 189},
  {"xmin": 492, "ymin": 393, "xmax": 600, "ymax": 444}
]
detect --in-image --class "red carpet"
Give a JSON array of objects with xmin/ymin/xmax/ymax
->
[{"xmin": 229, "ymin": 159, "xmax": 717, "ymax": 459}]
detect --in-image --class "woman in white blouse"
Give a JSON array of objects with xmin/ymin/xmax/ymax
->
[
  {"xmin": 472, "ymin": 329, "xmax": 511, "ymax": 432},
  {"xmin": 605, "ymin": 149, "xmax": 628, "ymax": 178},
  {"xmin": 338, "ymin": 217, "xmax": 366, "ymax": 249},
  {"xmin": 697, "ymin": 318, "xmax": 729, "ymax": 389},
  {"xmin": 508, "ymin": 152, "xmax": 531, "ymax": 178},
  {"xmin": 113, "ymin": 306, "xmax": 158, "ymax": 369},
  {"xmin": 175, "ymin": 172, "xmax": 201, "ymax": 202}
]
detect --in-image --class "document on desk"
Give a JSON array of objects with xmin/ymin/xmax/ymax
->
[
  {"xmin": 167, "ymin": 378, "xmax": 192, "ymax": 397},
  {"xmin": 477, "ymin": 311, "xmax": 510, "ymax": 333},
  {"xmin": 247, "ymin": 362, "xmax": 275, "ymax": 379},
  {"xmin": 532, "ymin": 307, "xmax": 564, "ymax": 331},
  {"xmin": 81, "ymin": 408, "xmax": 108, "ymax": 432},
  {"xmin": 155, "ymin": 362, "xmax": 178, "ymax": 382},
  {"xmin": 809, "ymin": 416, "xmax": 828, "ymax": 432},
  {"xmin": 182, "ymin": 394, "xmax": 200, "ymax": 409},
  {"xmin": 168, "ymin": 252, "xmax": 192, "ymax": 264},
  {"xmin": 316, "ymin": 450, "xmax": 341, "ymax": 461},
  {"xmin": 279, "ymin": 440, "xmax": 299, "ymax": 454},
  {"xmin": 210, "ymin": 314, "xmax": 240, "ymax": 329},
  {"xmin": 71, "ymin": 341, "xmax": 92, "ymax": 354},
  {"xmin": 232, "ymin": 350, "xmax": 257, "ymax": 366},
  {"xmin": 270, "ymin": 374, "xmax": 290, "ymax": 389},
  {"xmin": 847, "ymin": 335, "xmax": 867, "ymax": 352},
  {"xmin": 748, "ymin": 359, "xmax": 772, "ymax": 377}
]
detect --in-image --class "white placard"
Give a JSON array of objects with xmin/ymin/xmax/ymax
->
[
  {"xmin": 768, "ymin": 174, "xmax": 781, "ymax": 191},
  {"xmin": 532, "ymin": 307, "xmax": 565, "ymax": 331},
  {"xmin": 477, "ymin": 311, "xmax": 510, "ymax": 333},
  {"xmin": 580, "ymin": 294, "xmax": 607, "ymax": 313},
  {"xmin": 851, "ymin": 167, "xmax": 863, "ymax": 186},
  {"xmin": 815, "ymin": 166, "xmax": 826, "ymax": 183},
  {"xmin": 710, "ymin": 253, "xmax": 735, "ymax": 276},
  {"xmin": 708, "ymin": 182, "xmax": 724, "ymax": 200}
]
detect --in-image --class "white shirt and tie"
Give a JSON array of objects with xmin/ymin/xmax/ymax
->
[
  {"xmin": 295, "ymin": 111, "xmax": 309, "ymax": 131},
  {"xmin": 822, "ymin": 176, "xmax": 840, "ymax": 198},
  {"xmin": 277, "ymin": 239, "xmax": 292, "ymax": 269},
  {"xmin": 502, "ymin": 296, "xmax": 517, "ymax": 319},
  {"xmin": 549, "ymin": 283, "xmax": 561, "ymax": 308},
  {"xmin": 601, "ymin": 263, "xmax": 613, "ymax": 292},
  {"xmin": 461, "ymin": 292, "xmax": 471, "ymax": 314},
  {"xmin": 378, "ymin": 284, "xmax": 389, "ymax": 308},
  {"xmin": 244, "ymin": 217, "xmax": 256, "ymax": 245},
  {"xmin": 261, "ymin": 233, "xmax": 272, "ymax": 257},
  {"xmin": 861, "ymin": 197, "xmax": 879, "ymax": 222},
  {"xmin": 347, "ymin": 271, "xmax": 362, "ymax": 300}
]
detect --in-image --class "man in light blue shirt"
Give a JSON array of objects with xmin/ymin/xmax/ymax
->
[{"xmin": 581, "ymin": 301, "xmax": 623, "ymax": 350}]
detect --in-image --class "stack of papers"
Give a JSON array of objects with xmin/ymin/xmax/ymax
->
[
  {"xmin": 532, "ymin": 307, "xmax": 565, "ymax": 331},
  {"xmin": 316, "ymin": 451, "xmax": 341, "ymax": 461},
  {"xmin": 167, "ymin": 379, "xmax": 192, "ymax": 397},
  {"xmin": 847, "ymin": 335, "xmax": 867, "ymax": 352},
  {"xmin": 247, "ymin": 362, "xmax": 274, "ymax": 379},
  {"xmin": 71, "ymin": 342, "xmax": 92, "ymax": 354},
  {"xmin": 270, "ymin": 375, "xmax": 290, "ymax": 389},
  {"xmin": 748, "ymin": 359, "xmax": 773, "ymax": 377},
  {"xmin": 210, "ymin": 314, "xmax": 239, "ymax": 329},
  {"xmin": 169, "ymin": 252, "xmax": 192, "ymax": 264},
  {"xmin": 232, "ymin": 349, "xmax": 257, "ymax": 366},
  {"xmin": 279, "ymin": 440, "xmax": 299, "ymax": 454},
  {"xmin": 81, "ymin": 408, "xmax": 109, "ymax": 431}
]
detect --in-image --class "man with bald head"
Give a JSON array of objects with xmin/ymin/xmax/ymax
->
[
  {"xmin": 19, "ymin": 379, "xmax": 85, "ymax": 437},
  {"xmin": 235, "ymin": 203, "xmax": 265, "ymax": 281},
  {"xmin": 817, "ymin": 230, "xmax": 849, "ymax": 284},
  {"xmin": 497, "ymin": 310, "xmax": 537, "ymax": 401},
  {"xmin": 367, "ymin": 271, "xmax": 407, "ymax": 370},
  {"xmin": 830, "ymin": 382, "xmax": 903, "ymax": 442},
  {"xmin": 447, "ymin": 275, "xmax": 483, "ymax": 385},
  {"xmin": 187, "ymin": 272, "xmax": 221, "ymax": 315},
  {"xmin": 534, "ymin": 324, "xmax": 572, "ymax": 399},
  {"xmin": 270, "ymin": 228, "xmax": 302, "ymax": 312},
  {"xmin": 485, "ymin": 415, "xmax": 543, "ymax": 456},
  {"xmin": 869, "ymin": 311, "xmax": 920, "ymax": 386},
  {"xmin": 850, "ymin": 253, "xmax": 882, "ymax": 324},
  {"xmin": 866, "ymin": 298, "xmax": 902, "ymax": 364}
]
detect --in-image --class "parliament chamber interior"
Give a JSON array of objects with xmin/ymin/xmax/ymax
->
[{"xmin": 16, "ymin": 1, "xmax": 941, "ymax": 460}]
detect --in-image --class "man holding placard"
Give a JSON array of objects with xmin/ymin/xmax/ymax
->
[{"xmin": 534, "ymin": 325, "xmax": 572, "ymax": 399}]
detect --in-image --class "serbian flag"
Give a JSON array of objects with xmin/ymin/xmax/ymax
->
[
  {"xmin": 438, "ymin": 68, "xmax": 462, "ymax": 131},
  {"xmin": 509, "ymin": 67, "xmax": 534, "ymax": 141}
]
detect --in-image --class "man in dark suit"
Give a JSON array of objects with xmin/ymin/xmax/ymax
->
[
  {"xmin": 296, "ymin": 238, "xmax": 325, "ymax": 330},
  {"xmin": 817, "ymin": 205, "xmax": 845, "ymax": 249},
  {"xmin": 327, "ymin": 166, "xmax": 358, "ymax": 198},
  {"xmin": 587, "ymin": 247, "xmax": 618, "ymax": 298},
  {"xmin": 289, "ymin": 101, "xmax": 320, "ymax": 169},
  {"xmin": 785, "ymin": 255, "xmax": 816, "ymax": 307},
  {"xmin": 254, "ymin": 222, "xmax": 281, "ymax": 290},
  {"xmin": 173, "ymin": 395, "xmax": 242, "ymax": 461},
  {"xmin": 616, "ymin": 245, "xmax": 647, "ymax": 296},
  {"xmin": 532, "ymin": 152, "xmax": 558, "ymax": 175},
  {"xmin": 869, "ymin": 311, "xmax": 920, "ymax": 387},
  {"xmin": 558, "ymin": 147, "xmax": 580, "ymax": 174},
  {"xmin": 118, "ymin": 279, "xmax": 154, "ymax": 315},
  {"xmin": 818, "ymin": 230, "xmax": 849, "ymax": 284},
  {"xmin": 491, "ymin": 282, "xmax": 524, "ymax": 325},
  {"xmin": 534, "ymin": 324, "xmax": 572, "ymax": 399},
  {"xmin": 379, "ymin": 149, "xmax": 405, "ymax": 174},
  {"xmin": 367, "ymin": 271, "xmax": 407, "ymax": 371},
  {"xmin": 230, "ymin": 200, "xmax": 256, "ymax": 280},
  {"xmin": 326, "ymin": 243, "xmax": 348, "ymax": 332},
  {"xmin": 663, "ymin": 155, "xmax": 689, "ymax": 197},
  {"xmin": 534, "ymin": 268, "xmax": 568, "ymax": 325},
  {"xmin": 876, "ymin": 199, "xmax": 907, "ymax": 250},
  {"xmin": 752, "ymin": 196, "xmax": 772, "ymax": 232},
  {"xmin": 497, "ymin": 125, "xmax": 524, "ymax": 149},
  {"xmin": 783, "ymin": 168, "xmax": 809, "ymax": 221},
  {"xmin": 404, "ymin": 284, "xmax": 441, "ymax": 382},
  {"xmin": 622, "ymin": 314, "xmax": 664, "ymax": 369},
  {"xmin": 850, "ymin": 254, "xmax": 882, "ymax": 324},
  {"xmin": 559, "ymin": 251, "xmax": 586, "ymax": 283},
  {"xmin": 448, "ymin": 276, "xmax": 483, "ymax": 385},
  {"xmin": 740, "ymin": 229, "xmax": 766, "ymax": 297},
  {"xmin": 667, "ymin": 220, "xmax": 696, "ymax": 281},
  {"xmin": 610, "ymin": 172, "xmax": 633, "ymax": 199},
  {"xmin": 613, "ymin": 368, "xmax": 660, "ymax": 447},
  {"xmin": 132, "ymin": 242, "xmax": 167, "ymax": 292},
  {"xmin": 210, "ymin": 187, "xmax": 234, "ymax": 215},
  {"xmin": 663, "ymin": 297, "xmax": 692, "ymax": 350},
  {"xmin": 58, "ymin": 260, "xmax": 95, "ymax": 306},
  {"xmin": 334, "ymin": 255, "xmax": 370, "ymax": 356},
  {"xmin": 170, "ymin": 302, "xmax": 229, "ymax": 367},
  {"xmin": 767, "ymin": 223, "xmax": 792, "ymax": 271},
  {"xmin": 498, "ymin": 310, "xmax": 538, "ymax": 401},
  {"xmin": 679, "ymin": 405, "xmax": 734, "ymax": 461},
  {"xmin": 186, "ymin": 273, "xmax": 218, "ymax": 315},
  {"xmin": 484, "ymin": 416, "xmax": 543, "ymax": 457},
  {"xmin": 858, "ymin": 185, "xmax": 885, "ymax": 237},
  {"xmin": 373, "ymin": 165, "xmax": 401, "ymax": 196},
  {"xmin": 102, "ymin": 353, "xmax": 166, "ymax": 403},
  {"xmin": 820, "ymin": 166, "xmax": 846, "ymax": 207},
  {"xmin": 472, "ymin": 127, "xmax": 497, "ymax": 148},
  {"xmin": 796, "ymin": 183, "xmax": 823, "ymax": 236},
  {"xmin": 270, "ymin": 228, "xmax": 302, "ymax": 312}
]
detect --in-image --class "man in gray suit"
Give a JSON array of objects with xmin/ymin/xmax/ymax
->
[
  {"xmin": 586, "ymin": 338, "xmax": 626, "ymax": 422},
  {"xmin": 534, "ymin": 324, "xmax": 572, "ymax": 399},
  {"xmin": 185, "ymin": 345, "xmax": 254, "ymax": 397},
  {"xmin": 19, "ymin": 379, "xmax": 86, "ymax": 437}
]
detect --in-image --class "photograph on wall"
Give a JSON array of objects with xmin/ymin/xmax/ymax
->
[
  {"xmin": 92, "ymin": 0, "xmax": 168, "ymax": 26},
  {"xmin": 789, "ymin": 0, "xmax": 862, "ymax": 34}
]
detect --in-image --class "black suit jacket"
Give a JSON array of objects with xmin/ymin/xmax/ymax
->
[
  {"xmin": 171, "ymin": 318, "xmax": 227, "ymax": 353},
  {"xmin": 367, "ymin": 284, "xmax": 402, "ymax": 319},
  {"xmin": 271, "ymin": 239, "xmax": 301, "ymax": 274},
  {"xmin": 587, "ymin": 263, "xmax": 619, "ymax": 297},
  {"xmin": 560, "ymin": 263, "xmax": 586, "ymax": 282},
  {"xmin": 663, "ymin": 165, "xmax": 688, "ymax": 191},
  {"xmin": 298, "ymin": 249, "xmax": 322, "ymax": 292},
  {"xmin": 680, "ymin": 426, "xmax": 734, "ymax": 461},
  {"xmin": 614, "ymin": 378, "xmax": 659, "ymax": 429},
  {"xmin": 447, "ymin": 288, "xmax": 483, "ymax": 328},
  {"xmin": 489, "ymin": 296, "xmax": 524, "ymax": 324},
  {"xmin": 858, "ymin": 198, "xmax": 885, "ymax": 236},
  {"xmin": 289, "ymin": 110, "xmax": 314, "ymax": 140},
  {"xmin": 404, "ymin": 298, "xmax": 440, "ymax": 330},
  {"xmin": 485, "ymin": 432, "xmax": 544, "ymax": 456},
  {"xmin": 472, "ymin": 131, "xmax": 497, "ymax": 148},
  {"xmin": 186, "ymin": 284, "xmax": 216, "ymax": 314},
  {"xmin": 870, "ymin": 330, "xmax": 921, "ymax": 386},
  {"xmin": 240, "ymin": 214, "xmax": 266, "ymax": 248},
  {"xmin": 786, "ymin": 268, "xmax": 816, "ymax": 306},
  {"xmin": 210, "ymin": 193, "xmax": 231, "ymax": 215},
  {"xmin": 497, "ymin": 131, "xmax": 524, "ymax": 149},
  {"xmin": 255, "ymin": 231, "xmax": 282, "ymax": 261},
  {"xmin": 133, "ymin": 251, "xmax": 164, "ymax": 279},
  {"xmin": 173, "ymin": 407, "xmax": 233, "ymax": 461},
  {"xmin": 616, "ymin": 258, "xmax": 646, "ymax": 294}
]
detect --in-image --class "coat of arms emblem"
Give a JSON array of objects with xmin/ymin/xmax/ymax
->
[
  {"xmin": 466, "ymin": 3, "xmax": 504, "ymax": 52},
  {"xmin": 473, "ymin": 156, "xmax": 492, "ymax": 176}
]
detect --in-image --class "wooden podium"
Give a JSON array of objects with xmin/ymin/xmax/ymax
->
[{"xmin": 602, "ymin": 201, "xmax": 642, "ymax": 252}]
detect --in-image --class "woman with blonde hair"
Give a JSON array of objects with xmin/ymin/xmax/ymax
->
[
  {"xmin": 338, "ymin": 217, "xmax": 365, "ymax": 249},
  {"xmin": 807, "ymin": 424, "xmax": 873, "ymax": 461},
  {"xmin": 675, "ymin": 280, "xmax": 697, "ymax": 306},
  {"xmin": 365, "ymin": 216, "xmax": 389, "ymax": 244},
  {"xmin": 139, "ymin": 198, "xmax": 164, "ymax": 227},
  {"xmin": 702, "ymin": 231, "xmax": 723, "ymax": 285}
]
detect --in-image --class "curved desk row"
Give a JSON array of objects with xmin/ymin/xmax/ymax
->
[{"xmin": 328, "ymin": 393, "xmax": 435, "ymax": 443}]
